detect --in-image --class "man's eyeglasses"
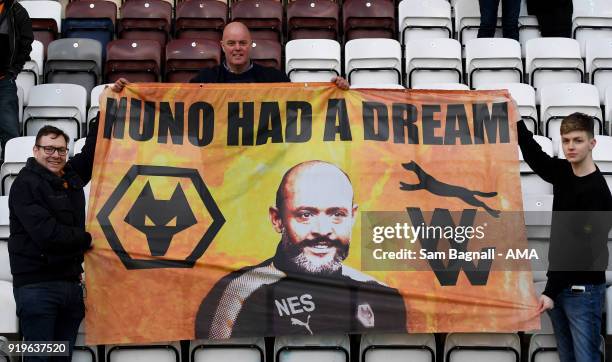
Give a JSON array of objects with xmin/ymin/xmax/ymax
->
[
  {"xmin": 223, "ymin": 40, "xmax": 251, "ymax": 48},
  {"xmin": 36, "ymin": 144, "xmax": 68, "ymax": 156}
]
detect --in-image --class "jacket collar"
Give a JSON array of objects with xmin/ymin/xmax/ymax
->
[{"xmin": 25, "ymin": 157, "xmax": 84, "ymax": 190}]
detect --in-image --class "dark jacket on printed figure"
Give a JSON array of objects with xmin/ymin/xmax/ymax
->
[
  {"xmin": 8, "ymin": 120, "xmax": 99, "ymax": 287},
  {"xmin": 0, "ymin": 0, "xmax": 33, "ymax": 78}
]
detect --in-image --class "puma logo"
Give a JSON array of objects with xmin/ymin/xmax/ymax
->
[
  {"xmin": 399, "ymin": 161, "xmax": 500, "ymax": 218},
  {"xmin": 291, "ymin": 315, "xmax": 313, "ymax": 335}
]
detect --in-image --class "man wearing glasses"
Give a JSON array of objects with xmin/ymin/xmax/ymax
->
[{"xmin": 8, "ymin": 125, "xmax": 97, "ymax": 361}]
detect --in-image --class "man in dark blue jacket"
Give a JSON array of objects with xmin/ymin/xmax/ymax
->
[{"xmin": 8, "ymin": 120, "xmax": 98, "ymax": 362}]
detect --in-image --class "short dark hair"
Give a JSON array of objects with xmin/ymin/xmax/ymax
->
[
  {"xmin": 35, "ymin": 125, "xmax": 70, "ymax": 145},
  {"xmin": 560, "ymin": 112, "xmax": 595, "ymax": 138}
]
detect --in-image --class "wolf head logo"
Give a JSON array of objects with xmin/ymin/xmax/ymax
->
[{"xmin": 124, "ymin": 181, "xmax": 197, "ymax": 256}]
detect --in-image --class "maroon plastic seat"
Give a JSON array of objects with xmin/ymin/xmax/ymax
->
[
  {"xmin": 250, "ymin": 39, "xmax": 282, "ymax": 70},
  {"xmin": 175, "ymin": 0, "xmax": 228, "ymax": 41},
  {"xmin": 32, "ymin": 19, "xmax": 58, "ymax": 57},
  {"xmin": 119, "ymin": 0, "xmax": 172, "ymax": 45},
  {"xmin": 165, "ymin": 39, "xmax": 221, "ymax": 82},
  {"xmin": 342, "ymin": 0, "xmax": 395, "ymax": 42},
  {"xmin": 65, "ymin": 0, "xmax": 117, "ymax": 24},
  {"xmin": 105, "ymin": 39, "xmax": 162, "ymax": 82},
  {"xmin": 287, "ymin": 0, "xmax": 339, "ymax": 41},
  {"xmin": 231, "ymin": 0, "xmax": 283, "ymax": 42}
]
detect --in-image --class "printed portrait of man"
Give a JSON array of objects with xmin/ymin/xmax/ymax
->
[{"xmin": 194, "ymin": 160, "xmax": 407, "ymax": 338}]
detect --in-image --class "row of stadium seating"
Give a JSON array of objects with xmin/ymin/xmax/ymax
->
[
  {"xmin": 18, "ymin": 35, "xmax": 612, "ymax": 90},
  {"xmin": 20, "ymin": 0, "xmax": 612, "ymax": 54}
]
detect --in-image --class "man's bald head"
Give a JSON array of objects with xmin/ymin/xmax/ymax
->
[
  {"xmin": 275, "ymin": 161, "xmax": 354, "ymax": 214},
  {"xmin": 221, "ymin": 22, "xmax": 253, "ymax": 73},
  {"xmin": 222, "ymin": 22, "xmax": 251, "ymax": 41}
]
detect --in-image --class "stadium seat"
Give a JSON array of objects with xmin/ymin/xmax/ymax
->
[
  {"xmin": 412, "ymin": 83, "xmax": 469, "ymax": 90},
  {"xmin": 527, "ymin": 334, "xmax": 559, "ymax": 362},
  {"xmin": 20, "ymin": 0, "xmax": 62, "ymax": 55},
  {"xmin": 17, "ymin": 85, "xmax": 24, "ymax": 127},
  {"xmin": 465, "ymin": 38, "xmax": 523, "ymax": 88},
  {"xmin": 528, "ymin": 333, "xmax": 605, "ymax": 362},
  {"xmin": 0, "ymin": 279, "xmax": 18, "ymax": 339},
  {"xmin": 106, "ymin": 342, "xmax": 181, "ymax": 362},
  {"xmin": 16, "ymin": 40, "xmax": 44, "ymax": 105},
  {"xmin": 63, "ymin": 0, "xmax": 116, "ymax": 60},
  {"xmin": 444, "ymin": 333, "xmax": 520, "ymax": 362},
  {"xmin": 22, "ymin": 84, "xmax": 87, "ymax": 145},
  {"xmin": 73, "ymin": 137, "xmax": 87, "ymax": 157},
  {"xmin": 105, "ymin": 39, "xmax": 162, "ymax": 82},
  {"xmin": 517, "ymin": 0, "xmax": 541, "ymax": 58},
  {"xmin": 572, "ymin": 0, "xmax": 612, "ymax": 57},
  {"xmin": 538, "ymin": 83, "xmax": 603, "ymax": 150},
  {"xmin": 165, "ymin": 39, "xmax": 221, "ymax": 82},
  {"xmin": 119, "ymin": 0, "xmax": 172, "ymax": 45},
  {"xmin": 287, "ymin": 0, "xmax": 340, "ymax": 41},
  {"xmin": 250, "ymin": 39, "xmax": 282, "ymax": 70},
  {"xmin": 477, "ymin": 83, "xmax": 538, "ymax": 134},
  {"xmin": 454, "ymin": 0, "xmax": 501, "ymax": 46},
  {"xmin": 88, "ymin": 84, "xmax": 110, "ymax": 126},
  {"xmin": 190, "ymin": 337, "xmax": 265, "ymax": 362},
  {"xmin": 360, "ymin": 333, "xmax": 436, "ymax": 362},
  {"xmin": 404, "ymin": 38, "xmax": 462, "ymax": 88},
  {"xmin": 592, "ymin": 135, "xmax": 612, "ymax": 191},
  {"xmin": 525, "ymin": 38, "xmax": 584, "ymax": 91},
  {"xmin": 175, "ymin": 0, "xmax": 228, "ymax": 41},
  {"xmin": 231, "ymin": 0, "xmax": 283, "ymax": 42},
  {"xmin": 285, "ymin": 39, "xmax": 341, "ymax": 82},
  {"xmin": 274, "ymin": 334, "xmax": 350, "ymax": 362},
  {"xmin": 522, "ymin": 193, "xmax": 553, "ymax": 238},
  {"xmin": 0, "ymin": 137, "xmax": 35, "ymax": 196},
  {"xmin": 586, "ymin": 39, "xmax": 612, "ymax": 104},
  {"xmin": 398, "ymin": 0, "xmax": 452, "ymax": 44},
  {"xmin": 342, "ymin": 0, "xmax": 395, "ymax": 42},
  {"xmin": 73, "ymin": 322, "xmax": 97, "ymax": 362},
  {"xmin": 45, "ymin": 38, "xmax": 103, "ymax": 102},
  {"xmin": 518, "ymin": 135, "xmax": 554, "ymax": 194},
  {"xmin": 345, "ymin": 38, "xmax": 401, "ymax": 86}
]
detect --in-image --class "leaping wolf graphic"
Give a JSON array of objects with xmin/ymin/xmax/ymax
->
[{"xmin": 399, "ymin": 161, "xmax": 500, "ymax": 218}]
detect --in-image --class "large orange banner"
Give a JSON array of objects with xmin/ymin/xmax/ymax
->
[{"xmin": 85, "ymin": 83, "xmax": 539, "ymax": 344}]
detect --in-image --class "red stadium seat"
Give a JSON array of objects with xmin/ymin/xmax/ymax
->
[
  {"xmin": 119, "ymin": 0, "xmax": 172, "ymax": 45},
  {"xmin": 287, "ymin": 0, "xmax": 340, "ymax": 41},
  {"xmin": 231, "ymin": 0, "xmax": 283, "ymax": 42},
  {"xmin": 342, "ymin": 0, "xmax": 395, "ymax": 42},
  {"xmin": 165, "ymin": 39, "xmax": 221, "ymax": 82},
  {"xmin": 20, "ymin": 1, "xmax": 61, "ymax": 57},
  {"xmin": 250, "ymin": 39, "xmax": 282, "ymax": 70},
  {"xmin": 66, "ymin": 1, "xmax": 117, "ymax": 25},
  {"xmin": 175, "ymin": 0, "xmax": 228, "ymax": 41},
  {"xmin": 105, "ymin": 39, "xmax": 162, "ymax": 82}
]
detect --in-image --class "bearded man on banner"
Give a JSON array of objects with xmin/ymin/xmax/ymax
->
[{"xmin": 194, "ymin": 160, "xmax": 407, "ymax": 338}]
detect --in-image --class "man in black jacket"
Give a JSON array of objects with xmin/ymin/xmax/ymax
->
[
  {"xmin": 0, "ymin": 0, "xmax": 33, "ymax": 149},
  {"xmin": 519, "ymin": 113, "xmax": 612, "ymax": 362},
  {"xmin": 110, "ymin": 22, "xmax": 349, "ymax": 90},
  {"xmin": 8, "ymin": 121, "xmax": 98, "ymax": 362},
  {"xmin": 195, "ymin": 161, "xmax": 407, "ymax": 339}
]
